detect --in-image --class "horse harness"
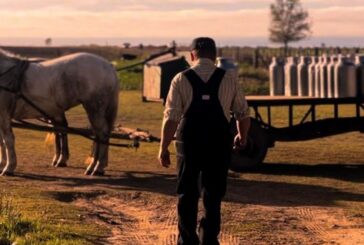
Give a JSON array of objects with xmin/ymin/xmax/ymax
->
[
  {"xmin": 0, "ymin": 60, "xmax": 58, "ymax": 125},
  {"xmin": 0, "ymin": 59, "xmax": 29, "ymax": 95}
]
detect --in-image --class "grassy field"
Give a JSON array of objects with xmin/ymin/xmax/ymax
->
[
  {"xmin": 113, "ymin": 59, "xmax": 144, "ymax": 90},
  {"xmin": 0, "ymin": 91, "xmax": 363, "ymax": 244},
  {"xmin": 112, "ymin": 58, "xmax": 270, "ymax": 94},
  {"xmin": 238, "ymin": 63, "xmax": 269, "ymax": 95}
]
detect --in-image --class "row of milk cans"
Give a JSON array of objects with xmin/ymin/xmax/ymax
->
[{"xmin": 269, "ymin": 55, "xmax": 364, "ymax": 98}]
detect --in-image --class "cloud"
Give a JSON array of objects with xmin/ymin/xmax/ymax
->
[
  {"xmin": 0, "ymin": 8, "xmax": 269, "ymax": 38},
  {"xmin": 1, "ymin": 0, "xmax": 364, "ymax": 11},
  {"xmin": 311, "ymin": 6, "xmax": 364, "ymax": 36},
  {"xmin": 0, "ymin": 0, "xmax": 265, "ymax": 12},
  {"xmin": 1, "ymin": 0, "xmax": 349, "ymax": 12},
  {"xmin": 0, "ymin": 1, "xmax": 364, "ymax": 41}
]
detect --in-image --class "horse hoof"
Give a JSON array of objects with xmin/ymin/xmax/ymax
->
[
  {"xmin": 91, "ymin": 171, "xmax": 105, "ymax": 176},
  {"xmin": 0, "ymin": 171, "xmax": 14, "ymax": 177},
  {"xmin": 84, "ymin": 169, "xmax": 92, "ymax": 175},
  {"xmin": 55, "ymin": 162, "xmax": 67, "ymax": 168}
]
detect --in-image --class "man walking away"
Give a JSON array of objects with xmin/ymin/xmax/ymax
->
[{"xmin": 159, "ymin": 37, "xmax": 250, "ymax": 245}]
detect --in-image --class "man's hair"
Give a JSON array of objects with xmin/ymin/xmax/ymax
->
[{"xmin": 190, "ymin": 37, "xmax": 217, "ymax": 60}]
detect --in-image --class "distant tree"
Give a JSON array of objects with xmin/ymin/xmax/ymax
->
[
  {"xmin": 170, "ymin": 40, "xmax": 177, "ymax": 48},
  {"xmin": 269, "ymin": 0, "xmax": 311, "ymax": 56},
  {"xmin": 45, "ymin": 37, "xmax": 52, "ymax": 46},
  {"xmin": 123, "ymin": 42, "xmax": 131, "ymax": 49}
]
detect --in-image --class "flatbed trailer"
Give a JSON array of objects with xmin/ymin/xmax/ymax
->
[{"xmin": 230, "ymin": 96, "xmax": 364, "ymax": 171}]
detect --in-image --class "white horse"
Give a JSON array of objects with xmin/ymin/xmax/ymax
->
[{"xmin": 0, "ymin": 49, "xmax": 119, "ymax": 176}]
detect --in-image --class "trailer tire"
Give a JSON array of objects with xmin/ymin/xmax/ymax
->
[{"xmin": 229, "ymin": 120, "xmax": 268, "ymax": 172}]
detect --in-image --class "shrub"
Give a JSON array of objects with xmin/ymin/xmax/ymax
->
[{"xmin": 0, "ymin": 194, "xmax": 35, "ymax": 244}]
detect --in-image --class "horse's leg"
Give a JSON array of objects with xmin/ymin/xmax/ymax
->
[
  {"xmin": 83, "ymin": 86, "xmax": 118, "ymax": 176},
  {"xmin": 53, "ymin": 115, "xmax": 69, "ymax": 168},
  {"xmin": 85, "ymin": 140, "xmax": 99, "ymax": 175},
  {"xmin": 51, "ymin": 133, "xmax": 61, "ymax": 166},
  {"xmin": 0, "ymin": 119, "xmax": 17, "ymax": 176},
  {"xmin": 84, "ymin": 101, "xmax": 116, "ymax": 176},
  {"xmin": 93, "ymin": 135, "xmax": 109, "ymax": 176},
  {"xmin": 84, "ymin": 114, "xmax": 110, "ymax": 176},
  {"xmin": 0, "ymin": 133, "xmax": 6, "ymax": 171},
  {"xmin": 84, "ymin": 141, "xmax": 97, "ymax": 173},
  {"xmin": 55, "ymin": 132, "xmax": 69, "ymax": 167}
]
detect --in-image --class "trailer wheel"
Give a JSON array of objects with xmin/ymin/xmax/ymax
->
[{"xmin": 229, "ymin": 120, "xmax": 268, "ymax": 171}]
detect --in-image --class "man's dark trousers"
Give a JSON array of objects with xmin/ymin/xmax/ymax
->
[{"xmin": 176, "ymin": 68, "xmax": 232, "ymax": 245}]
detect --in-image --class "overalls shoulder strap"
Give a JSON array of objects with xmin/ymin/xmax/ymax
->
[
  {"xmin": 183, "ymin": 67, "xmax": 226, "ymax": 100},
  {"xmin": 206, "ymin": 68, "xmax": 226, "ymax": 97},
  {"xmin": 182, "ymin": 68, "xmax": 205, "ymax": 99}
]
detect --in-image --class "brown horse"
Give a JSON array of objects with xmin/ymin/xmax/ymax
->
[{"xmin": 0, "ymin": 49, "xmax": 119, "ymax": 176}]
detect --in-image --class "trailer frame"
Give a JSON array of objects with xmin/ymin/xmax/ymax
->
[{"xmin": 230, "ymin": 96, "xmax": 364, "ymax": 171}]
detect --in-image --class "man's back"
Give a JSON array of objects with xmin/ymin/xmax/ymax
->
[{"xmin": 164, "ymin": 58, "xmax": 249, "ymax": 124}]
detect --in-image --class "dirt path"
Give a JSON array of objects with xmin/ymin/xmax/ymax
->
[
  {"xmin": 297, "ymin": 207, "xmax": 364, "ymax": 245},
  {"xmin": 74, "ymin": 192, "xmax": 364, "ymax": 245},
  {"xmin": 76, "ymin": 193, "xmax": 240, "ymax": 245},
  {"xmin": 3, "ymin": 164, "xmax": 364, "ymax": 244}
]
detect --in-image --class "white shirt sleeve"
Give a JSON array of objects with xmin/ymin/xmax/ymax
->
[
  {"xmin": 230, "ymin": 74, "xmax": 250, "ymax": 120},
  {"xmin": 163, "ymin": 73, "xmax": 184, "ymax": 122}
]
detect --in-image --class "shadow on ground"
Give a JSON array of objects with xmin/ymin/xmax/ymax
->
[
  {"xmin": 249, "ymin": 162, "xmax": 364, "ymax": 183},
  {"xmin": 13, "ymin": 162, "xmax": 364, "ymax": 207}
]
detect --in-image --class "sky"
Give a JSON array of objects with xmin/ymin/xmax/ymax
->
[{"xmin": 1, "ymin": 0, "xmax": 364, "ymax": 46}]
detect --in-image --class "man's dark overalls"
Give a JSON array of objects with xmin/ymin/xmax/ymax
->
[{"xmin": 176, "ymin": 67, "xmax": 233, "ymax": 245}]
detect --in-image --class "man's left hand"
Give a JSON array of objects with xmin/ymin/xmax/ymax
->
[
  {"xmin": 158, "ymin": 148, "xmax": 171, "ymax": 168},
  {"xmin": 233, "ymin": 134, "xmax": 247, "ymax": 151}
]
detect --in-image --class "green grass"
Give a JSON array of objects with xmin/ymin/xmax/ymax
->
[
  {"xmin": 113, "ymin": 59, "xmax": 143, "ymax": 90},
  {"xmin": 0, "ymin": 191, "xmax": 105, "ymax": 244},
  {"xmin": 240, "ymin": 79, "xmax": 269, "ymax": 95},
  {"xmin": 0, "ymin": 194, "xmax": 30, "ymax": 245},
  {"xmin": 238, "ymin": 63, "xmax": 269, "ymax": 95},
  {"xmin": 238, "ymin": 63, "xmax": 269, "ymax": 82},
  {"xmin": 111, "ymin": 58, "xmax": 270, "ymax": 95}
]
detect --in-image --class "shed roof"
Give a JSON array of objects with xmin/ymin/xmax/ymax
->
[
  {"xmin": 146, "ymin": 54, "xmax": 183, "ymax": 66},
  {"xmin": 177, "ymin": 51, "xmax": 193, "ymax": 66}
]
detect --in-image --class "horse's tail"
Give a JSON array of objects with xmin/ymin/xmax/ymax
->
[{"xmin": 106, "ymin": 71, "xmax": 120, "ymax": 132}]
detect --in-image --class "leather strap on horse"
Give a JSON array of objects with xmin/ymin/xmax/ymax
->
[
  {"xmin": 0, "ymin": 64, "xmax": 17, "ymax": 78},
  {"xmin": 0, "ymin": 59, "xmax": 29, "ymax": 93},
  {"xmin": 0, "ymin": 60, "xmax": 56, "ymax": 123}
]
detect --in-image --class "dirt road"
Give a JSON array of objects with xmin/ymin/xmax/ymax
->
[
  {"xmin": 2, "ymin": 160, "xmax": 364, "ymax": 245},
  {"xmin": 74, "ymin": 191, "xmax": 364, "ymax": 245},
  {"xmin": 22, "ymin": 165, "xmax": 360, "ymax": 245}
]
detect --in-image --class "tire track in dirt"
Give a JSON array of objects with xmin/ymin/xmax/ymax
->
[
  {"xmin": 295, "ymin": 206, "xmax": 364, "ymax": 245},
  {"xmin": 158, "ymin": 209, "xmax": 177, "ymax": 245},
  {"xmin": 75, "ymin": 193, "xmax": 243, "ymax": 245},
  {"xmin": 297, "ymin": 207, "xmax": 329, "ymax": 235},
  {"xmin": 156, "ymin": 208, "xmax": 242, "ymax": 245},
  {"xmin": 75, "ymin": 192, "xmax": 364, "ymax": 245},
  {"xmin": 298, "ymin": 208, "xmax": 315, "ymax": 220}
]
